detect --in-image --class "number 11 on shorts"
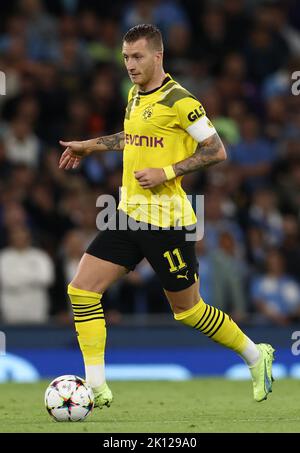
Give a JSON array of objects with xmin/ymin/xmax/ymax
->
[{"xmin": 163, "ymin": 248, "xmax": 187, "ymax": 273}]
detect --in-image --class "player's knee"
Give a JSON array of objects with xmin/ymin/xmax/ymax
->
[
  {"xmin": 69, "ymin": 276, "xmax": 102, "ymax": 293},
  {"xmin": 172, "ymin": 302, "xmax": 192, "ymax": 315},
  {"xmin": 172, "ymin": 294, "xmax": 204, "ymax": 319},
  {"xmin": 67, "ymin": 281, "xmax": 102, "ymax": 296}
]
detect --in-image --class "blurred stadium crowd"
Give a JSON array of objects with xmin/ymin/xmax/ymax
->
[{"xmin": 0, "ymin": 0, "xmax": 299, "ymax": 327}]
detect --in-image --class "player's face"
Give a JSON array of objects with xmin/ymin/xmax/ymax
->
[{"xmin": 122, "ymin": 38, "xmax": 160, "ymax": 88}]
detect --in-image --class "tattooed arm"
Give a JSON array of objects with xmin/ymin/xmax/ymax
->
[
  {"xmin": 134, "ymin": 133, "xmax": 226, "ymax": 189},
  {"xmin": 173, "ymin": 132, "xmax": 227, "ymax": 176},
  {"xmin": 95, "ymin": 131, "xmax": 125, "ymax": 152},
  {"xmin": 59, "ymin": 131, "xmax": 124, "ymax": 170}
]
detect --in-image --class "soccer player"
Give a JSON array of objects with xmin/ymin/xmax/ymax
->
[{"xmin": 59, "ymin": 24, "xmax": 274, "ymax": 407}]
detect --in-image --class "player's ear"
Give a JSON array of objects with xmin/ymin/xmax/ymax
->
[{"xmin": 155, "ymin": 51, "xmax": 163, "ymax": 64}]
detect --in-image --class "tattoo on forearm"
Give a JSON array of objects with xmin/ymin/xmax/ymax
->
[
  {"xmin": 174, "ymin": 133, "xmax": 225, "ymax": 176},
  {"xmin": 96, "ymin": 131, "xmax": 124, "ymax": 151}
]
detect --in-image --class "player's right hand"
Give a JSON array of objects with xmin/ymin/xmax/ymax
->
[{"xmin": 58, "ymin": 140, "xmax": 89, "ymax": 170}]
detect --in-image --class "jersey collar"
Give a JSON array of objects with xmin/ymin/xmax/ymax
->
[{"xmin": 138, "ymin": 73, "xmax": 173, "ymax": 96}]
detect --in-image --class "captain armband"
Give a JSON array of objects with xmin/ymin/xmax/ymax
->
[{"xmin": 186, "ymin": 115, "xmax": 216, "ymax": 142}]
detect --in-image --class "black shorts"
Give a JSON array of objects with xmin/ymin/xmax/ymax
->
[{"xmin": 86, "ymin": 209, "xmax": 199, "ymax": 292}]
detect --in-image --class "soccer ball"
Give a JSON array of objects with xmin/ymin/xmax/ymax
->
[{"xmin": 44, "ymin": 375, "xmax": 94, "ymax": 422}]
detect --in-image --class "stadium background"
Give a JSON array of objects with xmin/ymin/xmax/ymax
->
[{"xmin": 0, "ymin": 0, "xmax": 300, "ymax": 383}]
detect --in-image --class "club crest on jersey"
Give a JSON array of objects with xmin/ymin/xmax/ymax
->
[{"xmin": 142, "ymin": 105, "xmax": 154, "ymax": 121}]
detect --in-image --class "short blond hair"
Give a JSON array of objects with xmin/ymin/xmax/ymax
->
[{"xmin": 123, "ymin": 24, "xmax": 163, "ymax": 51}]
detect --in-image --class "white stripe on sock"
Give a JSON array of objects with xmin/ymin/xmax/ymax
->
[
  {"xmin": 239, "ymin": 337, "xmax": 260, "ymax": 366},
  {"xmin": 85, "ymin": 364, "xmax": 105, "ymax": 388}
]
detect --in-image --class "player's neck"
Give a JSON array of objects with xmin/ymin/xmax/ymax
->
[{"xmin": 138, "ymin": 71, "xmax": 167, "ymax": 94}]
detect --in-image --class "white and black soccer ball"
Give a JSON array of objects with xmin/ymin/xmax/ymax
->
[{"xmin": 45, "ymin": 375, "xmax": 94, "ymax": 422}]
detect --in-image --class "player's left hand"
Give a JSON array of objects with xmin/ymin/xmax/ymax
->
[{"xmin": 134, "ymin": 168, "xmax": 167, "ymax": 189}]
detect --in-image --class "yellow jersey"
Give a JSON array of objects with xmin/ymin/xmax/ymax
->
[{"xmin": 118, "ymin": 74, "xmax": 208, "ymax": 227}]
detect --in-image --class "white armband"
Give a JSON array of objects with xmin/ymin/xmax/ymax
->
[{"xmin": 186, "ymin": 116, "xmax": 216, "ymax": 142}]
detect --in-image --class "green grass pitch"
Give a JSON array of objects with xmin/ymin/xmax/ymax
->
[{"xmin": 0, "ymin": 379, "xmax": 299, "ymax": 433}]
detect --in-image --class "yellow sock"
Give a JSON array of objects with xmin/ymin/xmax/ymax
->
[
  {"xmin": 68, "ymin": 284, "xmax": 106, "ymax": 366},
  {"xmin": 174, "ymin": 298, "xmax": 247, "ymax": 354}
]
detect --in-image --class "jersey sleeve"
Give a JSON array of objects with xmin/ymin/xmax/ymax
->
[{"xmin": 175, "ymin": 96, "xmax": 217, "ymax": 142}]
